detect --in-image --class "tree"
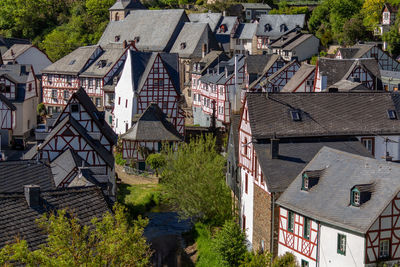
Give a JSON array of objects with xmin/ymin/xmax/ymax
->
[
  {"xmin": 383, "ymin": 25, "xmax": 400, "ymax": 56},
  {"xmin": 240, "ymin": 251, "xmax": 272, "ymax": 267},
  {"xmin": 342, "ymin": 15, "xmax": 367, "ymax": 45},
  {"xmin": 213, "ymin": 220, "xmax": 248, "ymax": 267},
  {"xmin": 0, "ymin": 205, "xmax": 152, "ymax": 266},
  {"xmin": 272, "ymin": 252, "xmax": 299, "ymax": 267},
  {"xmin": 160, "ymin": 135, "xmax": 232, "ymax": 225},
  {"xmin": 361, "ymin": 0, "xmax": 385, "ymax": 30},
  {"xmin": 145, "ymin": 153, "xmax": 166, "ymax": 176}
]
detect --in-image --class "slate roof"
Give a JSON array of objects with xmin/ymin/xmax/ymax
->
[
  {"xmin": 50, "ymin": 149, "xmax": 84, "ymax": 187},
  {"xmin": 246, "ymin": 55, "xmax": 273, "ymax": 76},
  {"xmin": 282, "ymin": 34, "xmax": 316, "ymax": 51},
  {"xmin": 42, "ymin": 45, "xmax": 100, "ymax": 75},
  {"xmin": 328, "ymin": 79, "xmax": 370, "ymax": 91},
  {"xmin": 337, "ymin": 47, "xmax": 360, "ymax": 59},
  {"xmin": 39, "ymin": 115, "xmax": 115, "ymax": 168},
  {"xmin": 188, "ymin": 12, "xmax": 223, "ymax": 32},
  {"xmin": 194, "ymin": 51, "xmax": 230, "ymax": 75},
  {"xmin": 0, "ymin": 186, "xmax": 111, "ymax": 250},
  {"xmin": 381, "ymin": 69, "xmax": 400, "ymax": 79},
  {"xmin": 121, "ymin": 103, "xmax": 183, "ymax": 141},
  {"xmin": 0, "ymin": 93, "xmax": 16, "ymax": 110},
  {"xmin": 0, "ymin": 64, "xmax": 33, "ymax": 84},
  {"xmin": 215, "ymin": 16, "xmax": 238, "ymax": 51},
  {"xmin": 2, "ymin": 44, "xmax": 32, "ymax": 61},
  {"xmin": 270, "ymin": 31, "xmax": 301, "ymax": 48},
  {"xmin": 338, "ymin": 44, "xmax": 375, "ymax": 59},
  {"xmin": 235, "ymin": 23, "xmax": 257, "ymax": 40},
  {"xmin": 277, "ymin": 146, "xmax": 400, "ymax": 233},
  {"xmin": 0, "ymin": 160, "xmax": 54, "ymax": 193},
  {"xmin": 80, "ymin": 45, "xmax": 127, "ymax": 77},
  {"xmin": 109, "ymin": 0, "xmax": 146, "ymax": 10},
  {"xmin": 317, "ymin": 58, "xmax": 381, "ymax": 88},
  {"xmin": 256, "ymin": 14, "xmax": 306, "ymax": 38},
  {"xmin": 248, "ymin": 54, "xmax": 282, "ymax": 89},
  {"xmin": 98, "ymin": 9, "xmax": 188, "ymax": 52},
  {"xmin": 246, "ymin": 92, "xmax": 400, "ymax": 139},
  {"xmin": 170, "ymin": 23, "xmax": 219, "ymax": 59},
  {"xmin": 0, "ymin": 36, "xmax": 30, "ymax": 50},
  {"xmin": 241, "ymin": 3, "xmax": 272, "ymax": 10},
  {"xmin": 199, "ymin": 54, "xmax": 245, "ymax": 85},
  {"xmin": 254, "ymin": 137, "xmax": 371, "ymax": 192},
  {"xmin": 281, "ymin": 63, "xmax": 315, "ymax": 92}
]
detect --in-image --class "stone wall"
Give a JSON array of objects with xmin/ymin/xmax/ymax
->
[{"xmin": 252, "ymin": 183, "xmax": 272, "ymax": 253}]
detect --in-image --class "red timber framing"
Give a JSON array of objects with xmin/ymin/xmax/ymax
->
[
  {"xmin": 42, "ymin": 74, "xmax": 80, "ymax": 107},
  {"xmin": 365, "ymin": 192, "xmax": 400, "ymax": 264},
  {"xmin": 266, "ymin": 61, "xmax": 300, "ymax": 92},
  {"xmin": 54, "ymin": 97, "xmax": 112, "ymax": 152},
  {"xmin": 122, "ymin": 140, "xmax": 157, "ymax": 161},
  {"xmin": 137, "ymin": 54, "xmax": 185, "ymax": 135},
  {"xmin": 346, "ymin": 65, "xmax": 375, "ymax": 90},
  {"xmin": 279, "ymin": 207, "xmax": 318, "ymax": 262},
  {"xmin": 39, "ymin": 122, "xmax": 108, "ymax": 170},
  {"xmin": 57, "ymin": 167, "xmax": 79, "ymax": 188},
  {"xmin": 293, "ymin": 70, "xmax": 315, "ymax": 93}
]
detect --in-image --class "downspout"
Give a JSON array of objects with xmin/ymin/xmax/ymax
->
[
  {"xmin": 316, "ymin": 221, "xmax": 321, "ymax": 267},
  {"xmin": 270, "ymin": 192, "xmax": 275, "ymax": 257}
]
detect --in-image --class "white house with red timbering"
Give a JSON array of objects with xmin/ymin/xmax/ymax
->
[
  {"xmin": 113, "ymin": 50, "xmax": 184, "ymax": 135},
  {"xmin": 31, "ymin": 88, "xmax": 117, "ymax": 198},
  {"xmin": 192, "ymin": 54, "xmax": 245, "ymax": 128},
  {"xmin": 375, "ymin": 3, "xmax": 398, "ymax": 40},
  {"xmin": 277, "ymin": 146, "xmax": 400, "ymax": 267},
  {"xmin": 314, "ymin": 58, "xmax": 382, "ymax": 92},
  {"xmin": 41, "ymin": 44, "xmax": 130, "ymax": 116}
]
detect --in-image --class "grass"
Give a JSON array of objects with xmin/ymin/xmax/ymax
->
[
  {"xmin": 117, "ymin": 183, "xmax": 161, "ymax": 219},
  {"xmin": 193, "ymin": 223, "xmax": 226, "ymax": 267}
]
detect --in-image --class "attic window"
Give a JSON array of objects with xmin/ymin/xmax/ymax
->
[
  {"xmin": 180, "ymin": 42, "xmax": 186, "ymax": 49},
  {"xmin": 387, "ymin": 109, "xmax": 397, "ymax": 119},
  {"xmin": 70, "ymin": 103, "xmax": 79, "ymax": 113},
  {"xmin": 134, "ymin": 36, "xmax": 140, "ymax": 43},
  {"xmin": 115, "ymin": 35, "xmax": 120, "ymax": 42},
  {"xmin": 290, "ymin": 110, "xmax": 301, "ymax": 121},
  {"xmin": 219, "ymin": 24, "xmax": 227, "ymax": 33},
  {"xmin": 97, "ymin": 60, "xmax": 107, "ymax": 68},
  {"xmin": 69, "ymin": 60, "xmax": 76, "ymax": 65},
  {"xmin": 280, "ymin": 24, "xmax": 287, "ymax": 32},
  {"xmin": 351, "ymin": 184, "xmax": 374, "ymax": 207},
  {"xmin": 264, "ymin": 24, "xmax": 271, "ymax": 32},
  {"xmin": 302, "ymin": 170, "xmax": 323, "ymax": 191}
]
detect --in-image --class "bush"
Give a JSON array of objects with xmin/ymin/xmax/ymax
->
[
  {"xmin": 115, "ymin": 152, "xmax": 126, "ymax": 166},
  {"xmin": 272, "ymin": 252, "xmax": 299, "ymax": 267},
  {"xmin": 213, "ymin": 220, "xmax": 248, "ymax": 267},
  {"xmin": 240, "ymin": 251, "xmax": 272, "ymax": 267},
  {"xmin": 145, "ymin": 153, "xmax": 166, "ymax": 176},
  {"xmin": 194, "ymin": 223, "xmax": 226, "ymax": 267}
]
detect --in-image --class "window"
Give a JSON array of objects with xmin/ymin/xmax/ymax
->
[
  {"xmin": 337, "ymin": 234, "xmax": 346, "ymax": 255},
  {"xmin": 70, "ymin": 103, "xmax": 79, "ymax": 113},
  {"xmin": 302, "ymin": 175, "xmax": 309, "ymax": 190},
  {"xmin": 288, "ymin": 211, "xmax": 294, "ymax": 232},
  {"xmin": 109, "ymin": 115, "xmax": 112, "ymax": 124},
  {"xmin": 291, "ymin": 110, "xmax": 301, "ymax": 121},
  {"xmin": 88, "ymin": 79, "xmax": 93, "ymax": 87},
  {"xmin": 67, "ymin": 76, "xmax": 72, "ymax": 84},
  {"xmin": 96, "ymin": 79, "xmax": 101, "ymax": 88},
  {"xmin": 125, "ymin": 99, "xmax": 128, "ymax": 108},
  {"xmin": 96, "ymin": 98, "xmax": 101, "ymax": 107},
  {"xmin": 303, "ymin": 217, "xmax": 311, "ymax": 239},
  {"xmin": 379, "ymin": 239, "xmax": 390, "ymax": 259},
  {"xmin": 118, "ymin": 97, "xmax": 121, "ymax": 105},
  {"xmin": 245, "ymin": 173, "xmax": 248, "ymax": 194},
  {"xmin": 361, "ymin": 137, "xmax": 375, "ymax": 156},
  {"xmin": 51, "ymin": 89, "xmax": 57, "ymax": 99},
  {"xmin": 387, "ymin": 109, "xmax": 397, "ymax": 119},
  {"xmin": 301, "ymin": 260, "xmax": 309, "ymax": 267},
  {"xmin": 125, "ymin": 123, "xmax": 128, "ymax": 132},
  {"xmin": 155, "ymin": 78, "xmax": 163, "ymax": 86},
  {"xmin": 63, "ymin": 90, "xmax": 69, "ymax": 100},
  {"xmin": 242, "ymin": 215, "xmax": 246, "ymax": 231},
  {"xmin": 244, "ymin": 138, "xmax": 248, "ymax": 156},
  {"xmin": 351, "ymin": 188, "xmax": 361, "ymax": 206},
  {"xmin": 28, "ymin": 83, "xmax": 32, "ymax": 91},
  {"xmin": 384, "ymin": 12, "xmax": 389, "ymax": 20},
  {"xmin": 220, "ymin": 87, "xmax": 223, "ymax": 95}
]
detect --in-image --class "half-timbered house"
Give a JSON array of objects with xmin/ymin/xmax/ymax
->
[
  {"xmin": 192, "ymin": 54, "xmax": 245, "ymax": 127},
  {"xmin": 270, "ymin": 32, "xmax": 319, "ymax": 62},
  {"xmin": 0, "ymin": 64, "xmax": 38, "ymax": 146},
  {"xmin": 314, "ymin": 58, "xmax": 382, "ymax": 91},
  {"xmin": 375, "ymin": 3, "xmax": 398, "ymax": 37},
  {"xmin": 335, "ymin": 43, "xmax": 400, "ymax": 71},
  {"xmin": 231, "ymin": 23, "xmax": 257, "ymax": 55},
  {"xmin": 215, "ymin": 16, "xmax": 240, "ymax": 54},
  {"xmin": 277, "ymin": 146, "xmax": 400, "ymax": 267},
  {"xmin": 237, "ymin": 92, "xmax": 400, "ymax": 253},
  {"xmin": 281, "ymin": 63, "xmax": 315, "ymax": 92},
  {"xmin": 113, "ymin": 50, "xmax": 184, "ymax": 135},
  {"xmin": 121, "ymin": 103, "xmax": 183, "ymax": 169}
]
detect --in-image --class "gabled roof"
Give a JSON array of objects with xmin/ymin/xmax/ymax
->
[
  {"xmin": 253, "ymin": 138, "xmax": 371, "ymax": 192},
  {"xmin": 0, "ymin": 64, "xmax": 33, "ymax": 84},
  {"xmin": 39, "ymin": 115, "xmax": 115, "ymax": 168},
  {"xmin": 338, "ymin": 44, "xmax": 375, "ymax": 59},
  {"xmin": 383, "ymin": 2, "xmax": 398, "ymax": 13},
  {"xmin": 2, "ymin": 44, "xmax": 32, "ymax": 61},
  {"xmin": 235, "ymin": 23, "xmax": 257, "ymax": 40},
  {"xmin": 281, "ymin": 63, "xmax": 315, "ymax": 92},
  {"xmin": 194, "ymin": 51, "xmax": 230, "ymax": 75},
  {"xmin": 80, "ymin": 45, "xmax": 127, "ymax": 77},
  {"xmin": 328, "ymin": 79, "xmax": 370, "ymax": 92},
  {"xmin": 50, "ymin": 149, "xmax": 84, "ymax": 187},
  {"xmin": 0, "ymin": 160, "xmax": 54, "ymax": 193},
  {"xmin": 246, "ymin": 92, "xmax": 400, "ymax": 139},
  {"xmin": 270, "ymin": 31, "xmax": 302, "ymax": 49},
  {"xmin": 241, "ymin": 3, "xmax": 272, "ymax": 10},
  {"xmin": 215, "ymin": 16, "xmax": 238, "ymax": 51},
  {"xmin": 188, "ymin": 12, "xmax": 223, "ymax": 32},
  {"xmin": 121, "ymin": 103, "xmax": 183, "ymax": 141},
  {"xmin": 109, "ymin": 0, "xmax": 146, "ymax": 10},
  {"xmin": 277, "ymin": 146, "xmax": 400, "ymax": 233},
  {"xmin": 42, "ymin": 45, "xmax": 101, "ymax": 75},
  {"xmin": 260, "ymin": 60, "xmax": 299, "ymax": 86},
  {"xmin": 98, "ymin": 9, "xmax": 188, "ymax": 52},
  {"xmin": 0, "ymin": 186, "xmax": 111, "ymax": 250},
  {"xmin": 0, "ymin": 36, "xmax": 30, "ymax": 50},
  {"xmin": 170, "ymin": 23, "xmax": 219, "ymax": 59},
  {"xmin": 199, "ymin": 54, "xmax": 245, "ymax": 85},
  {"xmin": 55, "ymin": 88, "xmax": 118, "ymax": 145},
  {"xmin": 246, "ymin": 55, "xmax": 274, "ymax": 76},
  {"xmin": 256, "ymin": 14, "xmax": 306, "ymax": 38},
  {"xmin": 282, "ymin": 34, "xmax": 316, "ymax": 51},
  {"xmin": 248, "ymin": 54, "xmax": 282, "ymax": 89},
  {"xmin": 317, "ymin": 58, "xmax": 380, "ymax": 88}
]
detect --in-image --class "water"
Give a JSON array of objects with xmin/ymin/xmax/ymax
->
[{"xmin": 144, "ymin": 212, "xmax": 192, "ymax": 241}]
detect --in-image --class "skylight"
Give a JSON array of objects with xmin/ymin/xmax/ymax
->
[
  {"xmin": 69, "ymin": 60, "xmax": 76, "ymax": 65},
  {"xmin": 290, "ymin": 110, "xmax": 301, "ymax": 121},
  {"xmin": 387, "ymin": 109, "xmax": 397, "ymax": 120}
]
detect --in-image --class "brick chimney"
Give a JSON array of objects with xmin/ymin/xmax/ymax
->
[{"xmin": 24, "ymin": 185, "xmax": 41, "ymax": 208}]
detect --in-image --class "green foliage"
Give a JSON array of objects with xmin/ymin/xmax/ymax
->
[
  {"xmin": 272, "ymin": 252, "xmax": 299, "ymax": 267},
  {"xmin": 213, "ymin": 220, "xmax": 248, "ymax": 267},
  {"xmin": 269, "ymin": 5, "xmax": 309, "ymax": 15},
  {"xmin": 160, "ymin": 134, "xmax": 232, "ymax": 226},
  {"xmin": 36, "ymin": 103, "xmax": 47, "ymax": 117},
  {"xmin": 115, "ymin": 152, "xmax": 127, "ymax": 166},
  {"xmin": 342, "ymin": 14, "xmax": 367, "ymax": 45},
  {"xmin": 0, "ymin": 204, "xmax": 151, "ymax": 266},
  {"xmin": 383, "ymin": 24, "xmax": 400, "ymax": 56},
  {"xmin": 361, "ymin": 0, "xmax": 385, "ymax": 30},
  {"xmin": 194, "ymin": 223, "xmax": 226, "ymax": 267},
  {"xmin": 240, "ymin": 251, "xmax": 272, "ymax": 267},
  {"xmin": 145, "ymin": 153, "xmax": 166, "ymax": 176}
]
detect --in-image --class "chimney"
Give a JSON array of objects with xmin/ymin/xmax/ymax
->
[
  {"xmin": 24, "ymin": 185, "xmax": 40, "ymax": 208},
  {"xmin": 123, "ymin": 40, "xmax": 128, "ymax": 49},
  {"xmin": 386, "ymin": 152, "xmax": 393, "ymax": 161},
  {"xmin": 270, "ymin": 137, "xmax": 279, "ymax": 159}
]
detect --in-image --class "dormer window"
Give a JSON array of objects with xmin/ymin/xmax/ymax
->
[
  {"xmin": 351, "ymin": 184, "xmax": 374, "ymax": 207},
  {"xmin": 219, "ymin": 24, "xmax": 227, "ymax": 33},
  {"xmin": 69, "ymin": 60, "xmax": 76, "ymax": 65},
  {"xmin": 180, "ymin": 42, "xmax": 186, "ymax": 49},
  {"xmin": 280, "ymin": 24, "xmax": 287, "ymax": 32},
  {"xmin": 264, "ymin": 24, "xmax": 271, "ymax": 32},
  {"xmin": 70, "ymin": 103, "xmax": 79, "ymax": 113},
  {"xmin": 115, "ymin": 35, "xmax": 120, "ymax": 42},
  {"xmin": 134, "ymin": 36, "xmax": 140, "ymax": 43},
  {"xmin": 290, "ymin": 110, "xmax": 301, "ymax": 121},
  {"xmin": 97, "ymin": 60, "xmax": 107, "ymax": 68},
  {"xmin": 302, "ymin": 170, "xmax": 323, "ymax": 191},
  {"xmin": 387, "ymin": 109, "xmax": 397, "ymax": 119}
]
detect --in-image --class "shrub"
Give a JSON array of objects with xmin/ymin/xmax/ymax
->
[{"xmin": 272, "ymin": 252, "xmax": 299, "ymax": 267}]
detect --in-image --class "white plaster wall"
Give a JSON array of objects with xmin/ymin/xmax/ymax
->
[
  {"xmin": 293, "ymin": 37, "xmax": 320, "ymax": 62},
  {"xmin": 241, "ymin": 168, "xmax": 254, "ymax": 248},
  {"xmin": 243, "ymin": 40, "xmax": 253, "ymax": 55},
  {"xmin": 113, "ymin": 51, "xmax": 135, "ymax": 134},
  {"xmin": 319, "ymin": 225, "xmax": 365, "ymax": 267},
  {"xmin": 357, "ymin": 136, "xmax": 400, "ymax": 161},
  {"xmin": 16, "ymin": 47, "xmax": 52, "ymax": 74}
]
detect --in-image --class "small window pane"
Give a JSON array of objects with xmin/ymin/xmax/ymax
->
[
  {"xmin": 337, "ymin": 234, "xmax": 346, "ymax": 255},
  {"xmin": 379, "ymin": 240, "xmax": 390, "ymax": 258},
  {"xmin": 288, "ymin": 211, "xmax": 294, "ymax": 232}
]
